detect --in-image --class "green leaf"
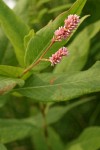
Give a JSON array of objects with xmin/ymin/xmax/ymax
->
[
  {"xmin": 48, "ymin": 127, "xmax": 64, "ymax": 150},
  {"xmin": 26, "ymin": 97, "xmax": 94, "ymax": 127},
  {"xmin": 0, "ymin": 144, "xmax": 7, "ymax": 150},
  {"xmin": 25, "ymin": 0, "xmax": 87, "ymax": 71},
  {"xmin": 37, "ymin": 0, "xmax": 50, "ymax": 8},
  {"xmin": 31, "ymin": 128, "xmax": 49, "ymax": 150},
  {"xmin": 0, "ymin": 65, "xmax": 24, "ymax": 78},
  {"xmin": 0, "ymin": 119, "xmax": 34, "ymax": 144},
  {"xmin": 0, "ymin": 95, "xmax": 9, "ymax": 108},
  {"xmin": 16, "ymin": 61, "xmax": 100, "ymax": 101},
  {"xmin": 49, "ymin": 4, "xmax": 72, "ymax": 14},
  {"xmin": 66, "ymin": 127, "xmax": 100, "ymax": 150},
  {"xmin": 54, "ymin": 20, "xmax": 100, "ymax": 73},
  {"xmin": 0, "ymin": 0, "xmax": 29, "ymax": 66},
  {"xmin": 0, "ymin": 76, "xmax": 24, "ymax": 95},
  {"xmin": 0, "ymin": 28, "xmax": 9, "ymax": 64}
]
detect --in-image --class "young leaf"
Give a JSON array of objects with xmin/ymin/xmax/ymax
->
[
  {"xmin": 0, "ymin": 76, "xmax": 24, "ymax": 95},
  {"xmin": 0, "ymin": 0, "xmax": 29, "ymax": 66},
  {"xmin": 25, "ymin": 0, "xmax": 87, "ymax": 71},
  {"xmin": 16, "ymin": 61, "xmax": 100, "ymax": 102}
]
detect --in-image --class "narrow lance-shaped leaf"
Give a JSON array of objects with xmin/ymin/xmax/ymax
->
[
  {"xmin": 0, "ymin": 0, "xmax": 29, "ymax": 66},
  {"xmin": 16, "ymin": 61, "xmax": 100, "ymax": 102},
  {"xmin": 25, "ymin": 0, "xmax": 87, "ymax": 71}
]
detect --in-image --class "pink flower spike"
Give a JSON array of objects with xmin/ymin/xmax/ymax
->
[
  {"xmin": 53, "ymin": 14, "xmax": 80, "ymax": 42},
  {"xmin": 49, "ymin": 47, "xmax": 69, "ymax": 66},
  {"xmin": 54, "ymin": 26, "xmax": 68, "ymax": 41},
  {"xmin": 64, "ymin": 14, "xmax": 80, "ymax": 31}
]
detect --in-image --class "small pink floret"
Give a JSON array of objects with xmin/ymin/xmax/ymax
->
[
  {"xmin": 49, "ymin": 47, "xmax": 69, "ymax": 66},
  {"xmin": 64, "ymin": 14, "xmax": 80, "ymax": 31},
  {"xmin": 54, "ymin": 27, "xmax": 68, "ymax": 41},
  {"xmin": 53, "ymin": 14, "xmax": 80, "ymax": 41}
]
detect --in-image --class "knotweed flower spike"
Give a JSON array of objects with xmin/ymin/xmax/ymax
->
[
  {"xmin": 53, "ymin": 26, "xmax": 68, "ymax": 41},
  {"xmin": 49, "ymin": 47, "xmax": 69, "ymax": 66},
  {"xmin": 20, "ymin": 15, "xmax": 79, "ymax": 77},
  {"xmin": 53, "ymin": 14, "xmax": 80, "ymax": 42}
]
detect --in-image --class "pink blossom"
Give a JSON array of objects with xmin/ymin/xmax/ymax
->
[
  {"xmin": 54, "ymin": 26, "xmax": 69, "ymax": 41},
  {"xmin": 64, "ymin": 14, "xmax": 80, "ymax": 31},
  {"xmin": 49, "ymin": 47, "xmax": 69, "ymax": 66},
  {"xmin": 53, "ymin": 14, "xmax": 80, "ymax": 42}
]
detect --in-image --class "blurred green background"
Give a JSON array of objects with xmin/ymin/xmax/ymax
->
[{"xmin": 0, "ymin": 0, "xmax": 100, "ymax": 150}]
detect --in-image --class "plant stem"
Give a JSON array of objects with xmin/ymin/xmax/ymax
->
[
  {"xmin": 40, "ymin": 104, "xmax": 52, "ymax": 150},
  {"xmin": 19, "ymin": 40, "xmax": 55, "ymax": 78}
]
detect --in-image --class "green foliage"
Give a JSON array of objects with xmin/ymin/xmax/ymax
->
[
  {"xmin": 0, "ymin": 0, "xmax": 29, "ymax": 66},
  {"xmin": 66, "ymin": 127, "xmax": 100, "ymax": 150},
  {"xmin": 0, "ymin": 119, "xmax": 33, "ymax": 143},
  {"xmin": 0, "ymin": 144, "xmax": 7, "ymax": 150},
  {"xmin": 16, "ymin": 61, "xmax": 100, "ymax": 101},
  {"xmin": 0, "ymin": 76, "xmax": 24, "ymax": 95},
  {"xmin": 0, "ymin": 0, "xmax": 100, "ymax": 149},
  {"xmin": 25, "ymin": 0, "xmax": 87, "ymax": 71}
]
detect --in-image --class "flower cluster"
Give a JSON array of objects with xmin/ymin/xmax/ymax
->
[
  {"xmin": 20, "ymin": 14, "xmax": 80, "ymax": 77},
  {"xmin": 41, "ymin": 14, "xmax": 80, "ymax": 66},
  {"xmin": 53, "ymin": 14, "xmax": 80, "ymax": 42},
  {"xmin": 49, "ymin": 47, "xmax": 69, "ymax": 66},
  {"xmin": 48, "ymin": 14, "xmax": 80, "ymax": 65}
]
